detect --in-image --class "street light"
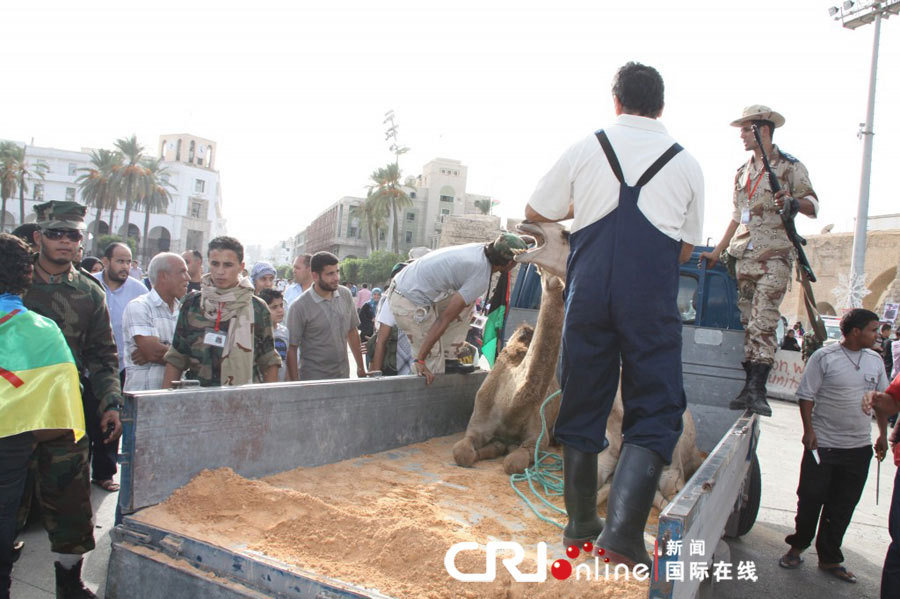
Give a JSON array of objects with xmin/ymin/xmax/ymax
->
[{"xmin": 828, "ymin": 0, "xmax": 900, "ymax": 307}]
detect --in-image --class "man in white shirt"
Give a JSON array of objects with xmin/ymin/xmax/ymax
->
[
  {"xmin": 525, "ymin": 62, "xmax": 704, "ymax": 567},
  {"xmin": 779, "ymin": 308, "xmax": 888, "ymax": 583},
  {"xmin": 122, "ymin": 253, "xmax": 190, "ymax": 391},
  {"xmin": 374, "ymin": 234, "xmax": 525, "ymax": 384},
  {"xmin": 92, "ymin": 241, "xmax": 148, "ymax": 489},
  {"xmin": 283, "ymin": 253, "xmax": 312, "ymax": 307}
]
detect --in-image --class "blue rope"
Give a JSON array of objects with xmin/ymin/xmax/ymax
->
[{"xmin": 509, "ymin": 390, "xmax": 566, "ymax": 528}]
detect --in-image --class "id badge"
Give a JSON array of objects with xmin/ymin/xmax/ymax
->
[
  {"xmin": 203, "ymin": 328, "xmax": 227, "ymax": 348},
  {"xmin": 740, "ymin": 209, "xmax": 750, "ymax": 224}
]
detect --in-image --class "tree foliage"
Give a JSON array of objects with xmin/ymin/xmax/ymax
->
[{"xmin": 340, "ymin": 250, "xmax": 405, "ymax": 288}]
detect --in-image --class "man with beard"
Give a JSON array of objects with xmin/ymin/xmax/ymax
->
[
  {"xmin": 90, "ymin": 242, "xmax": 147, "ymax": 491},
  {"xmin": 22, "ymin": 201, "xmax": 123, "ymax": 598},
  {"xmin": 286, "ymin": 251, "xmax": 366, "ymax": 381}
]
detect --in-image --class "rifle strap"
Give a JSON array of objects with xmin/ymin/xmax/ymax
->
[{"xmin": 797, "ymin": 262, "xmax": 827, "ymax": 343}]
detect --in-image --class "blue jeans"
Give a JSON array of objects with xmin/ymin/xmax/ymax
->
[{"xmin": 0, "ymin": 433, "xmax": 35, "ymax": 594}]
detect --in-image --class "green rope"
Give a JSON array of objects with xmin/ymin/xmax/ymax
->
[{"xmin": 509, "ymin": 390, "xmax": 566, "ymax": 529}]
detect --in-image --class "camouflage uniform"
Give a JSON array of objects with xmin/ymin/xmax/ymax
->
[
  {"xmin": 164, "ymin": 291, "xmax": 281, "ymax": 386},
  {"xmin": 727, "ymin": 146, "xmax": 817, "ymax": 366},
  {"xmin": 21, "ymin": 201, "xmax": 124, "ymax": 556}
]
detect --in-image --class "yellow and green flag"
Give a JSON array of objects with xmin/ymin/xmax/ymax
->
[{"xmin": 0, "ymin": 295, "xmax": 85, "ymax": 441}]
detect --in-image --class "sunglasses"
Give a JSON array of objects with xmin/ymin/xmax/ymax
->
[{"xmin": 43, "ymin": 229, "xmax": 83, "ymax": 242}]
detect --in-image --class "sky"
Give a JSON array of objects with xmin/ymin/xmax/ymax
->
[{"xmin": 3, "ymin": 0, "xmax": 899, "ymax": 250}]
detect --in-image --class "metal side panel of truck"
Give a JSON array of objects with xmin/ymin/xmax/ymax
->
[{"xmin": 106, "ymin": 258, "xmax": 759, "ymax": 599}]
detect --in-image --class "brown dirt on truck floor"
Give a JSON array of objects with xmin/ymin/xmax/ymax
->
[{"xmin": 136, "ymin": 434, "xmax": 654, "ymax": 599}]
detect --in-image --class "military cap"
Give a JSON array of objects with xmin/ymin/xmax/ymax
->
[
  {"xmin": 492, "ymin": 232, "xmax": 528, "ymax": 261},
  {"xmin": 730, "ymin": 105, "xmax": 785, "ymax": 129},
  {"xmin": 34, "ymin": 200, "xmax": 87, "ymax": 231}
]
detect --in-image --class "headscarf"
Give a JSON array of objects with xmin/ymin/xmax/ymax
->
[
  {"xmin": 369, "ymin": 287, "xmax": 382, "ymax": 313},
  {"xmin": 199, "ymin": 273, "xmax": 255, "ymax": 385},
  {"xmin": 250, "ymin": 261, "xmax": 276, "ymax": 286}
]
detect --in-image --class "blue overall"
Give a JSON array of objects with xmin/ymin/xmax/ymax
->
[{"xmin": 554, "ymin": 130, "xmax": 687, "ymax": 464}]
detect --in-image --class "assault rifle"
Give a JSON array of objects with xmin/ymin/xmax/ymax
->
[{"xmin": 750, "ymin": 124, "xmax": 816, "ymax": 283}]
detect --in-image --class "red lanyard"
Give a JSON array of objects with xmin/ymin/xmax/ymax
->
[
  {"xmin": 214, "ymin": 303, "xmax": 223, "ymax": 332},
  {"xmin": 747, "ymin": 170, "xmax": 765, "ymax": 201}
]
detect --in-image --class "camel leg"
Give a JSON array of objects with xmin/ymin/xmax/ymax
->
[
  {"xmin": 453, "ymin": 433, "xmax": 505, "ymax": 467},
  {"xmin": 503, "ymin": 445, "xmax": 534, "ymax": 475}
]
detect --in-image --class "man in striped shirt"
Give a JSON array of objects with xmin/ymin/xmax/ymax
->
[{"xmin": 122, "ymin": 253, "xmax": 190, "ymax": 391}]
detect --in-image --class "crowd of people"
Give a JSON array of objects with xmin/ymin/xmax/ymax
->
[{"xmin": 3, "ymin": 60, "xmax": 900, "ymax": 599}]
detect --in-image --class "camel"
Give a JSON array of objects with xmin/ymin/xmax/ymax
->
[
  {"xmin": 452, "ymin": 221, "xmax": 705, "ymax": 510},
  {"xmin": 452, "ymin": 270, "xmax": 565, "ymax": 475}
]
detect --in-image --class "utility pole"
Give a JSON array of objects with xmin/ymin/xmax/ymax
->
[{"xmin": 828, "ymin": 0, "xmax": 899, "ymax": 307}]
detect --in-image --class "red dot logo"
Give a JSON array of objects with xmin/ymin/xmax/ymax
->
[
  {"xmin": 582, "ymin": 541, "xmax": 593, "ymax": 553},
  {"xmin": 551, "ymin": 559, "xmax": 572, "ymax": 580},
  {"xmin": 566, "ymin": 545, "xmax": 580, "ymax": 559}
]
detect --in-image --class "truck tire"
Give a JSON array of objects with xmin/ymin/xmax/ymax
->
[{"xmin": 729, "ymin": 453, "xmax": 761, "ymax": 538}]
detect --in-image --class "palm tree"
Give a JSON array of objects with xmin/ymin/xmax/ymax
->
[
  {"xmin": 351, "ymin": 190, "xmax": 389, "ymax": 252},
  {"xmin": 113, "ymin": 135, "xmax": 148, "ymax": 243},
  {"xmin": 474, "ymin": 198, "xmax": 492, "ymax": 215},
  {"xmin": 0, "ymin": 142, "xmax": 48, "ymax": 231},
  {"xmin": 0, "ymin": 142, "xmax": 19, "ymax": 232},
  {"xmin": 138, "ymin": 158, "xmax": 174, "ymax": 262},
  {"xmin": 368, "ymin": 163, "xmax": 412, "ymax": 253},
  {"xmin": 77, "ymin": 149, "xmax": 124, "ymax": 253}
]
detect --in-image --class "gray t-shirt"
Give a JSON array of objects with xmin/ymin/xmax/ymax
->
[
  {"xmin": 286, "ymin": 285, "xmax": 360, "ymax": 381},
  {"xmin": 393, "ymin": 243, "xmax": 491, "ymax": 306},
  {"xmin": 796, "ymin": 343, "xmax": 888, "ymax": 449}
]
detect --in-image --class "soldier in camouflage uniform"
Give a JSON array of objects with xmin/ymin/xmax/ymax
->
[
  {"xmin": 700, "ymin": 106, "xmax": 818, "ymax": 417},
  {"xmin": 163, "ymin": 236, "xmax": 280, "ymax": 387},
  {"xmin": 20, "ymin": 201, "xmax": 123, "ymax": 599}
]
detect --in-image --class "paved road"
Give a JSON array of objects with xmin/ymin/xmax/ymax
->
[{"xmin": 10, "ymin": 398, "xmax": 895, "ymax": 598}]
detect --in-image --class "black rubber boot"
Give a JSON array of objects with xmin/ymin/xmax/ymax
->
[
  {"xmin": 593, "ymin": 444, "xmax": 663, "ymax": 568},
  {"xmin": 562, "ymin": 445, "xmax": 604, "ymax": 548},
  {"xmin": 728, "ymin": 361, "xmax": 752, "ymax": 410},
  {"xmin": 54, "ymin": 560, "xmax": 96, "ymax": 599},
  {"xmin": 746, "ymin": 362, "xmax": 772, "ymax": 417}
]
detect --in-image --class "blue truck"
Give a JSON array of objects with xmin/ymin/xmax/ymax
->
[{"xmin": 105, "ymin": 250, "xmax": 761, "ymax": 599}]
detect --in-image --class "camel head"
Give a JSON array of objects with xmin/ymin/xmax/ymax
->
[{"xmin": 513, "ymin": 221, "xmax": 570, "ymax": 280}]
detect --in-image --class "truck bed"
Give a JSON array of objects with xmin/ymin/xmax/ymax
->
[
  {"xmin": 108, "ymin": 369, "xmax": 757, "ymax": 599},
  {"xmin": 123, "ymin": 433, "xmax": 649, "ymax": 599}
]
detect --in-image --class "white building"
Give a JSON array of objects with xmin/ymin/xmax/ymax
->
[
  {"xmin": 1, "ymin": 134, "xmax": 226, "ymax": 262},
  {"xmin": 299, "ymin": 157, "xmax": 495, "ymax": 259}
]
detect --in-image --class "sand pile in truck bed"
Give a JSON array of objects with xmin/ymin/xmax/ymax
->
[{"xmin": 135, "ymin": 433, "xmax": 655, "ymax": 599}]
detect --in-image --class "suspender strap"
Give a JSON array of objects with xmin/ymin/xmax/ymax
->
[
  {"xmin": 595, "ymin": 131, "xmax": 625, "ymax": 184},
  {"xmin": 595, "ymin": 130, "xmax": 684, "ymax": 187},
  {"xmin": 636, "ymin": 143, "xmax": 683, "ymax": 187}
]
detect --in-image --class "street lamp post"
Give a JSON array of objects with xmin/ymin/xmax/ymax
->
[{"xmin": 829, "ymin": 0, "xmax": 900, "ymax": 307}]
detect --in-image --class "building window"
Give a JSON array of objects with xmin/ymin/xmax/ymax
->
[
  {"xmin": 378, "ymin": 229, "xmax": 385, "ymax": 241},
  {"xmin": 189, "ymin": 140, "xmax": 195, "ymax": 162},
  {"xmin": 194, "ymin": 179, "xmax": 205, "ymax": 193},
  {"xmin": 186, "ymin": 229, "xmax": 203, "ymax": 251},
  {"xmin": 176, "ymin": 139, "xmax": 182, "ymax": 161},
  {"xmin": 65, "ymin": 187, "xmax": 76, "ymax": 201},
  {"xmin": 405, "ymin": 231, "xmax": 413, "ymax": 243},
  {"xmin": 68, "ymin": 163, "xmax": 77, "ymax": 176},
  {"xmin": 440, "ymin": 195, "xmax": 453, "ymax": 203},
  {"xmin": 441, "ymin": 208, "xmax": 450, "ymax": 216},
  {"xmin": 33, "ymin": 184, "xmax": 44, "ymax": 200},
  {"xmin": 161, "ymin": 139, "xmax": 167, "ymax": 157},
  {"xmin": 189, "ymin": 200, "xmax": 203, "ymax": 219},
  {"xmin": 409, "ymin": 191, "xmax": 416, "ymax": 199},
  {"xmin": 406, "ymin": 212, "xmax": 415, "ymax": 222}
]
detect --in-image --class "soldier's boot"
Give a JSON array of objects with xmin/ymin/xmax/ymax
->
[
  {"xmin": 746, "ymin": 362, "xmax": 773, "ymax": 417},
  {"xmin": 592, "ymin": 444, "xmax": 663, "ymax": 568},
  {"xmin": 562, "ymin": 445, "xmax": 604, "ymax": 548},
  {"xmin": 728, "ymin": 361, "xmax": 753, "ymax": 410},
  {"xmin": 54, "ymin": 560, "xmax": 96, "ymax": 599}
]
